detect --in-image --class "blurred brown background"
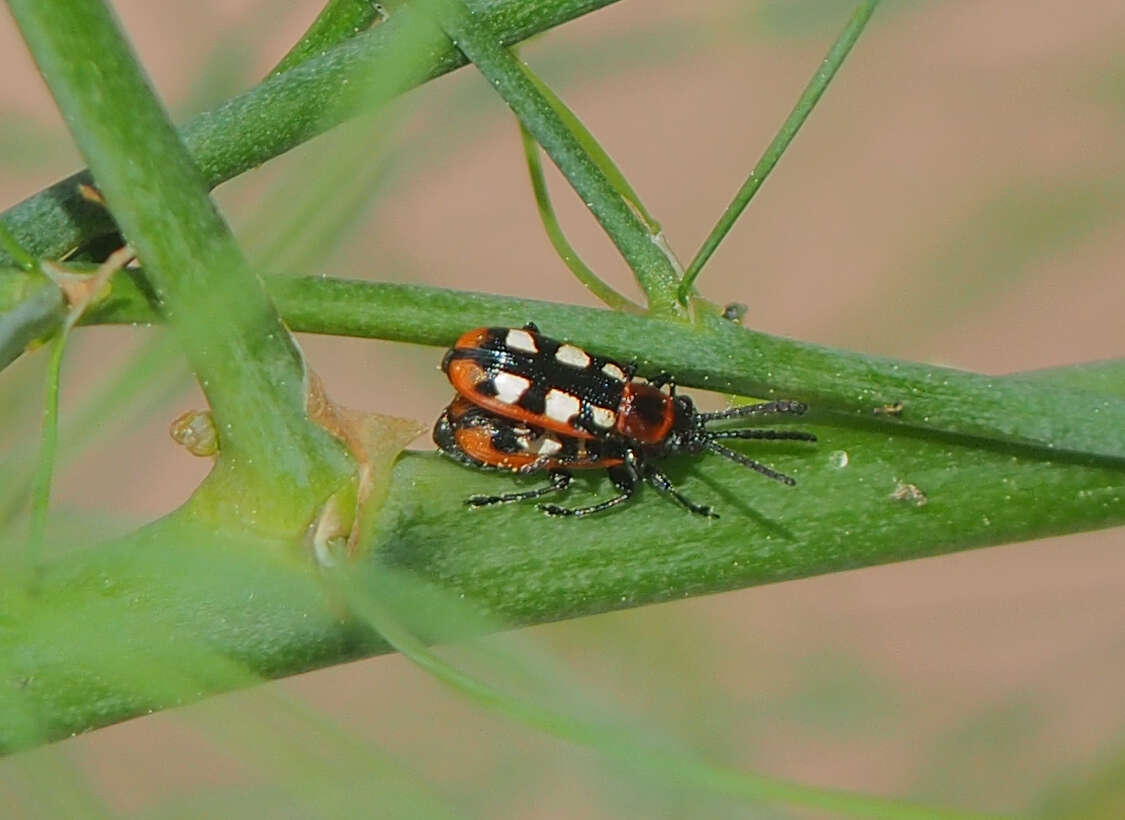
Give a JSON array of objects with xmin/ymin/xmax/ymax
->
[{"xmin": 2, "ymin": 0, "xmax": 1124, "ymax": 815}]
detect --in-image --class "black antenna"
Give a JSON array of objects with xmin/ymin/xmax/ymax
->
[
  {"xmin": 708, "ymin": 429, "xmax": 817, "ymax": 443},
  {"xmin": 697, "ymin": 400, "xmax": 807, "ymax": 424}
]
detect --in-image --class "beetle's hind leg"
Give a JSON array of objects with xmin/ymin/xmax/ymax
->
[
  {"xmin": 467, "ymin": 470, "xmax": 571, "ymax": 508},
  {"xmin": 539, "ymin": 465, "xmax": 636, "ymax": 518}
]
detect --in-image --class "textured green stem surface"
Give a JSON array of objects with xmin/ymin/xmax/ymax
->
[{"xmin": 2, "ymin": 374, "xmax": 1123, "ymax": 751}]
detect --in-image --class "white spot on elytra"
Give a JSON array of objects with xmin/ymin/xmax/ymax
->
[
  {"xmin": 602, "ymin": 362, "xmax": 626, "ymax": 381},
  {"xmin": 545, "ymin": 389, "xmax": 581, "ymax": 423},
  {"xmin": 555, "ymin": 344, "xmax": 591, "ymax": 368},
  {"xmin": 493, "ymin": 372, "xmax": 531, "ymax": 404},
  {"xmin": 505, "ymin": 329, "xmax": 538, "ymax": 353},
  {"xmin": 590, "ymin": 406, "xmax": 616, "ymax": 428},
  {"xmin": 535, "ymin": 437, "xmax": 563, "ymax": 456}
]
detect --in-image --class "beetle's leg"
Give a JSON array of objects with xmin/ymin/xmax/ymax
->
[
  {"xmin": 539, "ymin": 464, "xmax": 636, "ymax": 518},
  {"xmin": 705, "ymin": 441, "xmax": 796, "ymax": 486},
  {"xmin": 644, "ymin": 466, "xmax": 718, "ymax": 519},
  {"xmin": 467, "ymin": 470, "xmax": 571, "ymax": 507}
]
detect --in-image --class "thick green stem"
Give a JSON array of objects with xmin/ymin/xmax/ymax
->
[
  {"xmin": 3, "ymin": 386, "xmax": 1124, "ymax": 752},
  {"xmin": 5, "ymin": 0, "xmax": 351, "ymax": 528}
]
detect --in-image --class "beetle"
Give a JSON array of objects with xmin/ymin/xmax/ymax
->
[{"xmin": 434, "ymin": 323, "xmax": 816, "ymax": 518}]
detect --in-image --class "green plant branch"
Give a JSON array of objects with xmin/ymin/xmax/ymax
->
[
  {"xmin": 4, "ymin": 277, "xmax": 1124, "ymax": 758},
  {"xmin": 519, "ymin": 122, "xmax": 641, "ymax": 312},
  {"xmin": 7, "ymin": 268, "xmax": 1118, "ymax": 460},
  {"xmin": 3, "ymin": 371, "xmax": 1124, "ymax": 752},
  {"xmin": 5, "ymin": 0, "xmax": 352, "ymax": 528},
  {"xmin": 0, "ymin": 0, "xmax": 622, "ymax": 269},
  {"xmin": 679, "ymin": 0, "xmax": 881, "ymax": 302},
  {"xmin": 265, "ymin": 280, "xmax": 1125, "ymax": 460},
  {"xmin": 423, "ymin": 0, "xmax": 684, "ymax": 315},
  {"xmin": 4, "ymin": 271, "xmax": 1121, "ymax": 755}
]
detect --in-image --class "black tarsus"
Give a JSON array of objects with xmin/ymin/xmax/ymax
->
[
  {"xmin": 539, "ymin": 464, "xmax": 636, "ymax": 518},
  {"xmin": 467, "ymin": 470, "xmax": 571, "ymax": 507}
]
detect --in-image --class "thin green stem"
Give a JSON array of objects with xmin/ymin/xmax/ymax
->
[
  {"xmin": 0, "ymin": 0, "xmax": 623, "ymax": 269},
  {"xmin": 520, "ymin": 59, "xmax": 661, "ymax": 233},
  {"xmin": 27, "ymin": 332, "xmax": 64, "ymax": 581},
  {"xmin": 0, "ymin": 273, "xmax": 63, "ymax": 370},
  {"xmin": 519, "ymin": 122, "xmax": 640, "ymax": 312},
  {"xmin": 678, "ymin": 0, "xmax": 881, "ymax": 303},
  {"xmin": 28, "ymin": 246, "xmax": 132, "ymax": 578},
  {"xmin": 0, "ymin": 331, "xmax": 186, "ymax": 532},
  {"xmin": 0, "ymin": 223, "xmax": 36, "ymax": 272},
  {"xmin": 270, "ymin": 0, "xmax": 386, "ymax": 76},
  {"xmin": 424, "ymin": 0, "xmax": 684, "ymax": 315}
]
